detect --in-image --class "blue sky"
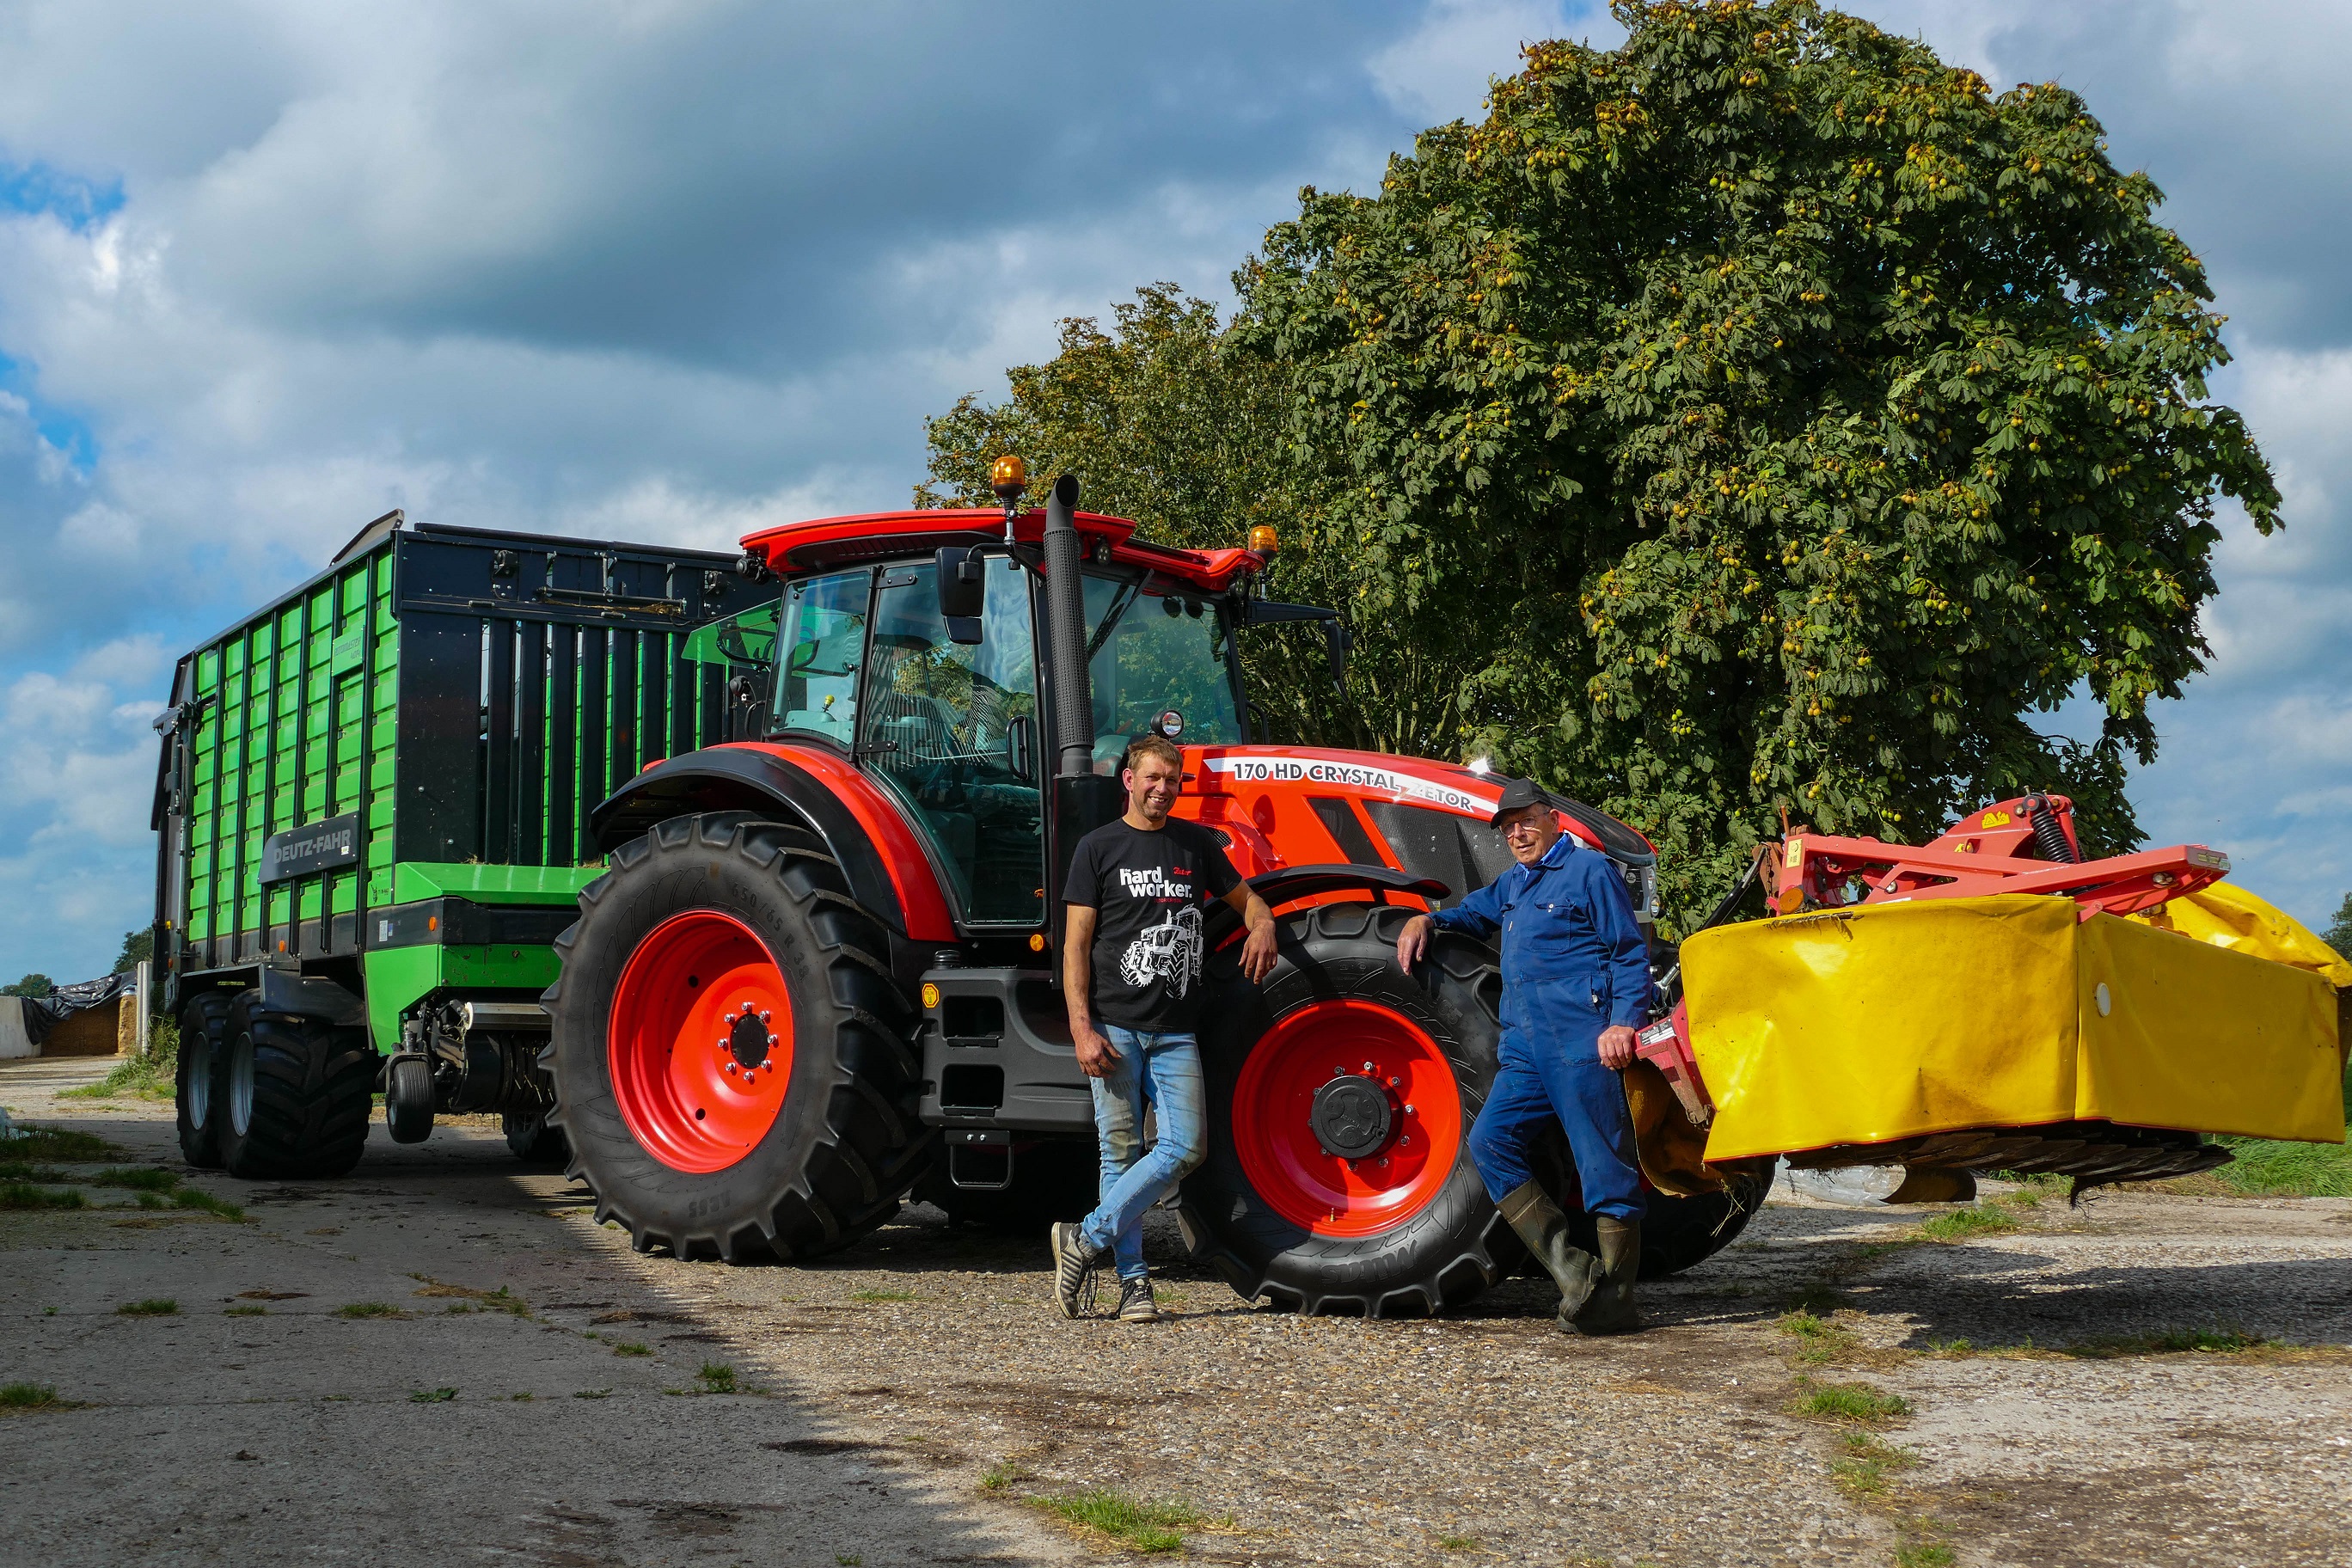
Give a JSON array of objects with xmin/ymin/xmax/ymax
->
[{"xmin": 0, "ymin": 0, "xmax": 2344, "ymax": 981}]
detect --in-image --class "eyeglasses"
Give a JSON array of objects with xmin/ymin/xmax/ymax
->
[{"xmin": 1500, "ymin": 817, "xmax": 1547, "ymax": 839}]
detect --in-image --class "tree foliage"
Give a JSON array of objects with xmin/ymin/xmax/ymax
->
[
  {"xmin": 928, "ymin": 0, "xmax": 2279, "ymax": 930},
  {"xmin": 2323, "ymin": 893, "xmax": 2352, "ymax": 963},
  {"xmin": 3, "ymin": 974, "xmax": 53, "ymax": 998},
  {"xmin": 113, "ymin": 928, "xmax": 151, "ymax": 975}
]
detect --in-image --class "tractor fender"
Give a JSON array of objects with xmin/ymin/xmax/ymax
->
[
  {"xmin": 1204, "ymin": 862, "xmax": 1449, "ymax": 947},
  {"xmin": 587, "ymin": 744, "xmax": 955, "ymax": 941}
]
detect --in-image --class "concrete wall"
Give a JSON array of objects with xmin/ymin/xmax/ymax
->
[{"xmin": 0, "ymin": 997, "xmax": 29, "ymax": 1060}]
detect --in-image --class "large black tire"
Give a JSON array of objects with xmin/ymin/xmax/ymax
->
[
  {"xmin": 915, "ymin": 1137, "xmax": 1095, "ymax": 1234},
  {"xmin": 1179, "ymin": 900, "xmax": 1522, "ymax": 1317},
  {"xmin": 541, "ymin": 812, "xmax": 931, "ymax": 1263},
  {"xmin": 215, "ymin": 994, "xmax": 376, "ymax": 1180},
  {"xmin": 174, "ymin": 993, "xmax": 231, "ymax": 1169}
]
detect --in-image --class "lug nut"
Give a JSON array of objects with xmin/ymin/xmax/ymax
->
[
  {"xmin": 767, "ymin": 1033, "xmax": 778, "ymax": 1047},
  {"xmin": 1388, "ymin": 1075, "xmax": 1401, "ymax": 1087},
  {"xmin": 1400, "ymin": 1136, "xmax": 1411, "ymax": 1147},
  {"xmin": 1362, "ymin": 1061, "xmax": 1375, "ymax": 1073},
  {"xmin": 759, "ymin": 1010, "xmax": 771, "ymax": 1024},
  {"xmin": 1378, "ymin": 1156, "xmax": 1389, "ymax": 1167},
  {"xmin": 725, "ymin": 1063, "xmax": 737, "ymax": 1075},
  {"xmin": 1404, "ymin": 1104, "xmax": 1417, "ymax": 1115}
]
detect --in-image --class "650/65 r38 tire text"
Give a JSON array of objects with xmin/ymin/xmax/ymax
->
[
  {"xmin": 214, "ymin": 993, "xmax": 376, "ymax": 1180},
  {"xmin": 540, "ymin": 812, "xmax": 931, "ymax": 1264},
  {"xmin": 175, "ymin": 992, "xmax": 232, "ymax": 1169},
  {"xmin": 1179, "ymin": 900, "xmax": 1522, "ymax": 1317}
]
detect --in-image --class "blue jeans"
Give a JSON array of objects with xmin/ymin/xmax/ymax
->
[
  {"xmin": 1467, "ymin": 1031, "xmax": 1648, "ymax": 1222},
  {"xmin": 1079, "ymin": 1027, "xmax": 1206, "ymax": 1280}
]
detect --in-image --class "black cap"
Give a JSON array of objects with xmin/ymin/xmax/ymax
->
[{"xmin": 1487, "ymin": 776, "xmax": 1550, "ymax": 827}]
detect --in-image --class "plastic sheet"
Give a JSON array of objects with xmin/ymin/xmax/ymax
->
[{"xmin": 1681, "ymin": 893, "xmax": 2345, "ymax": 1165}]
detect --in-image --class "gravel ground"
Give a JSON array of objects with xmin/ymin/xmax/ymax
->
[{"xmin": 5, "ymin": 1056, "xmax": 2350, "ymax": 1568}]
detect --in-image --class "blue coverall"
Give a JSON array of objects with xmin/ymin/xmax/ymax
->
[{"xmin": 1429, "ymin": 830, "xmax": 1654, "ymax": 1222}]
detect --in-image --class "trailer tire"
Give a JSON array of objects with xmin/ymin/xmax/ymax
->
[
  {"xmin": 215, "ymin": 995, "xmax": 376, "ymax": 1180},
  {"xmin": 504, "ymin": 1112, "xmax": 569, "ymax": 1167},
  {"xmin": 1178, "ymin": 901, "xmax": 1522, "ymax": 1317},
  {"xmin": 174, "ymin": 993, "xmax": 232, "ymax": 1170},
  {"xmin": 542, "ymin": 812, "xmax": 931, "ymax": 1264}
]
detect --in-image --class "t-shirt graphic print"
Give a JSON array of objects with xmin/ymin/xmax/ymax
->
[{"xmin": 1064, "ymin": 818, "xmax": 1243, "ymax": 1032}]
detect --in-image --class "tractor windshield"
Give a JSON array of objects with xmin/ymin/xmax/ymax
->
[{"xmin": 1082, "ymin": 571, "xmax": 1242, "ymax": 770}]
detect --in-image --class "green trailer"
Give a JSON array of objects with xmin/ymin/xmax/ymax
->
[{"xmin": 150, "ymin": 510, "xmax": 775, "ymax": 1178}]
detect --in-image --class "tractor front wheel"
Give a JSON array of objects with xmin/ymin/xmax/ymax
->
[{"xmin": 541, "ymin": 812, "xmax": 929, "ymax": 1263}]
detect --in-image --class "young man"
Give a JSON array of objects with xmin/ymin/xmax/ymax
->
[
  {"xmin": 1051, "ymin": 734, "xmax": 1278, "ymax": 1321},
  {"xmin": 1395, "ymin": 777, "xmax": 1653, "ymax": 1334}
]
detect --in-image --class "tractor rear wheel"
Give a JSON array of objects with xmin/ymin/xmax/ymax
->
[
  {"xmin": 174, "ymin": 992, "xmax": 231, "ymax": 1169},
  {"xmin": 1179, "ymin": 901, "xmax": 1520, "ymax": 1317},
  {"xmin": 215, "ymin": 995, "xmax": 376, "ymax": 1179},
  {"xmin": 541, "ymin": 812, "xmax": 929, "ymax": 1263}
]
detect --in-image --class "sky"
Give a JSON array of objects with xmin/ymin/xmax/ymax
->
[{"xmin": 0, "ymin": 0, "xmax": 2344, "ymax": 982}]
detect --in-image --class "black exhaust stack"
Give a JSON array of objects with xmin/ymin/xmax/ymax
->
[{"xmin": 1041, "ymin": 472, "xmax": 1124, "ymax": 966}]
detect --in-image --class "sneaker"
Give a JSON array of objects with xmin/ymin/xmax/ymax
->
[
  {"xmin": 1050, "ymin": 1222, "xmax": 1106, "ymax": 1319},
  {"xmin": 1117, "ymin": 1276, "xmax": 1161, "ymax": 1323}
]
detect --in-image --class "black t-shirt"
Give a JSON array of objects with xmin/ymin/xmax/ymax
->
[{"xmin": 1063, "ymin": 818, "xmax": 1245, "ymax": 1032}]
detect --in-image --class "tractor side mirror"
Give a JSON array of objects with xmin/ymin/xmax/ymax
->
[
  {"xmin": 1325, "ymin": 620, "xmax": 1352, "ymax": 690},
  {"xmin": 935, "ymin": 547, "xmax": 986, "ymax": 644}
]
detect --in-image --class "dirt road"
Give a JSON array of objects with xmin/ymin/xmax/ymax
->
[{"xmin": 5, "ymin": 1057, "xmax": 2349, "ymax": 1567}]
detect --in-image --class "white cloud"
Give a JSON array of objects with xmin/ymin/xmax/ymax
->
[{"xmin": 1369, "ymin": 0, "xmax": 1614, "ymax": 123}]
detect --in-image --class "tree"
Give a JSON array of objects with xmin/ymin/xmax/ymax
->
[
  {"xmin": 113, "ymin": 928, "xmax": 152, "ymax": 975},
  {"xmin": 3, "ymin": 974, "xmax": 53, "ymax": 998},
  {"xmin": 1235, "ymin": 0, "xmax": 2277, "ymax": 924},
  {"xmin": 2323, "ymin": 893, "xmax": 2352, "ymax": 962}
]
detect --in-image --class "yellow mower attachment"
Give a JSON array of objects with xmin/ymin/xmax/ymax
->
[{"xmin": 1680, "ymin": 891, "xmax": 2345, "ymax": 1181}]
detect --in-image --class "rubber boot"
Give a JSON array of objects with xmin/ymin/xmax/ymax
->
[
  {"xmin": 1496, "ymin": 1180, "xmax": 1600, "ymax": 1332},
  {"xmin": 1572, "ymin": 1216, "xmax": 1643, "ymax": 1335}
]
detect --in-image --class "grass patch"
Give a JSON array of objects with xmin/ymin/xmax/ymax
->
[
  {"xmin": 116, "ymin": 1297, "xmax": 179, "ymax": 1317},
  {"xmin": 170, "ymin": 1187, "xmax": 245, "ymax": 1220},
  {"xmin": 1791, "ymin": 1379, "xmax": 1910, "ymax": 1424},
  {"xmin": 408, "ymin": 1387, "xmax": 458, "ymax": 1403},
  {"xmin": 224, "ymin": 1305, "xmax": 267, "ymax": 1317},
  {"xmin": 410, "ymin": 1279, "xmax": 527, "ymax": 1314},
  {"xmin": 0, "ymin": 1381, "xmax": 76, "ymax": 1412},
  {"xmin": 1830, "ymin": 1432, "xmax": 1919, "ymax": 1497},
  {"xmin": 3, "ymin": 1125, "xmax": 120, "ymax": 1163},
  {"xmin": 696, "ymin": 1362, "xmax": 738, "ymax": 1393},
  {"xmin": 1895, "ymin": 1538, "xmax": 1956, "ymax": 1567},
  {"xmin": 611, "ymin": 1341, "xmax": 652, "ymax": 1357},
  {"xmin": 1032, "ymin": 1488, "xmax": 1199, "ymax": 1553},
  {"xmin": 1916, "ymin": 1204, "xmax": 2018, "ymax": 1242},
  {"xmin": 1776, "ymin": 1308, "xmax": 1858, "ymax": 1365},
  {"xmin": 978, "ymin": 1461, "xmax": 1027, "ymax": 1493},
  {"xmin": 1436, "ymin": 1534, "xmax": 1481, "ymax": 1552},
  {"xmin": 2210, "ymin": 1135, "xmax": 2352, "ymax": 1198},
  {"xmin": 334, "ymin": 1302, "xmax": 403, "ymax": 1320},
  {"xmin": 59, "ymin": 1050, "xmax": 175, "ymax": 1103},
  {"xmin": 849, "ymin": 1289, "xmax": 916, "ymax": 1303},
  {"xmin": 573, "ymin": 1388, "xmax": 611, "ymax": 1400},
  {"xmin": 91, "ymin": 1167, "xmax": 179, "ymax": 1192},
  {"xmin": 2067, "ymin": 1326, "xmax": 2269, "ymax": 1359},
  {"xmin": 1, "ymin": 1181, "xmax": 85, "ymax": 1210},
  {"xmin": 0, "ymin": 1161, "xmax": 69, "ymax": 1182}
]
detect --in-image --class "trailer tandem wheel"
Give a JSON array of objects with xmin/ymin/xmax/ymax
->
[
  {"xmin": 1179, "ymin": 901, "xmax": 1521, "ymax": 1317},
  {"xmin": 174, "ymin": 992, "xmax": 232, "ymax": 1170},
  {"xmin": 541, "ymin": 812, "xmax": 930, "ymax": 1263},
  {"xmin": 215, "ymin": 994, "xmax": 376, "ymax": 1180}
]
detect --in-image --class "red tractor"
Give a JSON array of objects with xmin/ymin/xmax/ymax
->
[{"xmin": 542, "ymin": 474, "xmax": 1767, "ymax": 1314}]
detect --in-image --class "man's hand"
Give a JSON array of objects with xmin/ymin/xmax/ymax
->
[
  {"xmin": 1074, "ymin": 1021, "xmax": 1121, "ymax": 1079},
  {"xmin": 1224, "ymin": 887, "xmax": 1279, "ymax": 984},
  {"xmin": 1396, "ymin": 913, "xmax": 1435, "ymax": 971},
  {"xmin": 1597, "ymin": 1024, "xmax": 1637, "ymax": 1070}
]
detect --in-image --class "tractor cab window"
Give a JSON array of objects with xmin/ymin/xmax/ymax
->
[
  {"xmin": 860, "ymin": 558, "xmax": 1043, "ymax": 925},
  {"xmin": 772, "ymin": 569, "xmax": 870, "ymax": 746},
  {"xmin": 1083, "ymin": 572, "xmax": 1242, "ymax": 771}
]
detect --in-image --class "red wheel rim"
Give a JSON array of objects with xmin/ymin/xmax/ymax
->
[
  {"xmin": 1231, "ymin": 1000, "xmax": 1464, "ymax": 1238},
  {"xmin": 608, "ymin": 910, "xmax": 795, "ymax": 1174}
]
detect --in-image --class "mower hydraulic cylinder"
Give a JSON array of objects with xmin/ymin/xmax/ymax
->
[{"xmin": 1043, "ymin": 474, "xmax": 1093, "ymax": 779}]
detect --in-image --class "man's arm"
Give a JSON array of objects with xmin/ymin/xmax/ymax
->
[
  {"xmin": 1397, "ymin": 875, "xmax": 1505, "ymax": 969},
  {"xmin": 1062, "ymin": 904, "xmax": 1119, "ymax": 1078},
  {"xmin": 1588, "ymin": 857, "xmax": 1652, "ymax": 1069},
  {"xmin": 1222, "ymin": 884, "xmax": 1279, "ymax": 983}
]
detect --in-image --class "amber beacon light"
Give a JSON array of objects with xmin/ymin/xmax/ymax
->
[{"xmin": 1247, "ymin": 524, "xmax": 1279, "ymax": 556}]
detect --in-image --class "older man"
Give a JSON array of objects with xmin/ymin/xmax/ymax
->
[{"xmin": 1396, "ymin": 777, "xmax": 1653, "ymax": 1334}]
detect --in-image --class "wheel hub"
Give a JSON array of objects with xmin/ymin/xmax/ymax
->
[
  {"xmin": 726, "ymin": 1004, "xmax": 774, "ymax": 1070},
  {"xmin": 1309, "ymin": 1075, "xmax": 1394, "ymax": 1160}
]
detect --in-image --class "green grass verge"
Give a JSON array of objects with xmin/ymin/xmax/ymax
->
[
  {"xmin": 2, "ymin": 1125, "xmax": 122, "ymax": 1162},
  {"xmin": 1032, "ymin": 1489, "xmax": 1199, "ymax": 1553},
  {"xmin": 1916, "ymin": 1204, "xmax": 2018, "ymax": 1241},
  {"xmin": 0, "ymin": 1181, "xmax": 85, "ymax": 1210},
  {"xmin": 2210, "ymin": 1135, "xmax": 2352, "ymax": 1197},
  {"xmin": 116, "ymin": 1298, "xmax": 178, "ymax": 1316}
]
